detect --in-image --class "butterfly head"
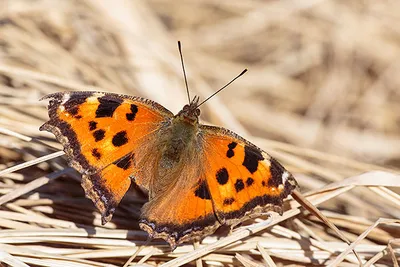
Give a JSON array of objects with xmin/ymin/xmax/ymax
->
[{"xmin": 176, "ymin": 96, "xmax": 201, "ymax": 124}]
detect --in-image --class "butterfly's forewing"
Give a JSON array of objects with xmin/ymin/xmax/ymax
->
[
  {"xmin": 40, "ymin": 92, "xmax": 173, "ymax": 221},
  {"xmin": 200, "ymin": 125, "xmax": 297, "ymax": 225},
  {"xmin": 41, "ymin": 92, "xmax": 173, "ymax": 174}
]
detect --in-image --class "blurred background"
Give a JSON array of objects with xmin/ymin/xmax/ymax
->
[
  {"xmin": 1, "ymin": 0, "xmax": 399, "ymax": 168},
  {"xmin": 0, "ymin": 0, "xmax": 399, "ymax": 266}
]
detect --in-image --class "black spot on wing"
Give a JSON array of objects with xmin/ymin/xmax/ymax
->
[
  {"xmin": 194, "ymin": 180, "xmax": 211, "ymax": 200},
  {"xmin": 242, "ymin": 145, "xmax": 264, "ymax": 174},
  {"xmin": 216, "ymin": 168, "xmax": 229, "ymax": 185},
  {"xmin": 268, "ymin": 158, "xmax": 284, "ymax": 187},
  {"xmin": 228, "ymin": 142, "xmax": 237, "ymax": 149},
  {"xmin": 235, "ymin": 179, "xmax": 245, "ymax": 192},
  {"xmin": 112, "ymin": 131, "xmax": 128, "ymax": 147},
  {"xmin": 91, "ymin": 148, "xmax": 101, "ymax": 160},
  {"xmin": 126, "ymin": 104, "xmax": 138, "ymax": 121},
  {"xmin": 89, "ymin": 121, "xmax": 97, "ymax": 131},
  {"xmin": 63, "ymin": 95, "xmax": 88, "ymax": 116},
  {"xmin": 246, "ymin": 177, "xmax": 254, "ymax": 186},
  {"xmin": 223, "ymin": 198, "xmax": 235, "ymax": 205},
  {"xmin": 95, "ymin": 96, "xmax": 123, "ymax": 118},
  {"xmin": 114, "ymin": 153, "xmax": 133, "ymax": 170},
  {"xmin": 93, "ymin": 129, "xmax": 105, "ymax": 141},
  {"xmin": 226, "ymin": 142, "xmax": 237, "ymax": 158}
]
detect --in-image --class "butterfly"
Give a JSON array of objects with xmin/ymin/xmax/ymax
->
[{"xmin": 40, "ymin": 46, "xmax": 297, "ymax": 249}]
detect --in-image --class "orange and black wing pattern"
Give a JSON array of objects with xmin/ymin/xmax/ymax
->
[
  {"xmin": 139, "ymin": 179, "xmax": 220, "ymax": 249},
  {"xmin": 40, "ymin": 91, "xmax": 173, "ymax": 222},
  {"xmin": 200, "ymin": 125, "xmax": 297, "ymax": 226}
]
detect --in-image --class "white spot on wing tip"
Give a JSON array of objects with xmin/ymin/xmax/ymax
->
[
  {"xmin": 282, "ymin": 171, "xmax": 290, "ymax": 184},
  {"xmin": 93, "ymin": 92, "xmax": 105, "ymax": 97},
  {"xmin": 61, "ymin": 93, "xmax": 70, "ymax": 105},
  {"xmin": 59, "ymin": 93, "xmax": 70, "ymax": 111}
]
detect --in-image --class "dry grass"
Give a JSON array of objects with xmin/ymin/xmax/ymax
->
[{"xmin": 0, "ymin": 0, "xmax": 399, "ymax": 266}]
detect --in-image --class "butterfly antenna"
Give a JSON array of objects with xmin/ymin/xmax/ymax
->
[
  {"xmin": 178, "ymin": 41, "xmax": 191, "ymax": 104},
  {"xmin": 196, "ymin": 69, "xmax": 247, "ymax": 108}
]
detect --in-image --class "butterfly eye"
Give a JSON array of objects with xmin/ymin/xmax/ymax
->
[
  {"xmin": 183, "ymin": 105, "xmax": 189, "ymax": 111},
  {"xmin": 195, "ymin": 109, "xmax": 200, "ymax": 116}
]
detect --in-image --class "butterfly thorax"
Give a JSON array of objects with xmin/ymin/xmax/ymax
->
[{"xmin": 158, "ymin": 97, "xmax": 201, "ymax": 172}]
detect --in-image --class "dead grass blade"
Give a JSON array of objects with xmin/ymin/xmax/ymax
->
[
  {"xmin": 256, "ymin": 242, "xmax": 277, "ymax": 267},
  {"xmin": 0, "ymin": 151, "xmax": 65, "ymax": 177},
  {"xmin": 0, "ymin": 168, "xmax": 72, "ymax": 206},
  {"xmin": 0, "ymin": 250, "xmax": 30, "ymax": 267},
  {"xmin": 291, "ymin": 190, "xmax": 362, "ymax": 265},
  {"xmin": 328, "ymin": 218, "xmax": 400, "ymax": 266}
]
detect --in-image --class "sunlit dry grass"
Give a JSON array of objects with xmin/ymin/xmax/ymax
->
[{"xmin": 0, "ymin": 0, "xmax": 399, "ymax": 266}]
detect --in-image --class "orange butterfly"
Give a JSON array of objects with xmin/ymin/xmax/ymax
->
[{"xmin": 40, "ymin": 47, "xmax": 297, "ymax": 250}]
